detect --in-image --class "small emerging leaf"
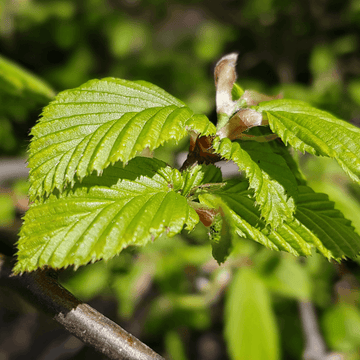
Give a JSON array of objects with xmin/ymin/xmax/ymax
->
[
  {"xmin": 181, "ymin": 164, "xmax": 222, "ymax": 197},
  {"xmin": 209, "ymin": 211, "xmax": 232, "ymax": 264},
  {"xmin": 231, "ymin": 83, "xmax": 244, "ymax": 101}
]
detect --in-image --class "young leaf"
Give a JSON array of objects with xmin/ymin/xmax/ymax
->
[
  {"xmin": 185, "ymin": 113, "xmax": 216, "ymax": 136},
  {"xmin": 209, "ymin": 211, "xmax": 233, "ymax": 264},
  {"xmin": 28, "ymin": 78, "xmax": 209, "ymax": 201},
  {"xmin": 213, "ymin": 137, "xmax": 297, "ymax": 228},
  {"xmin": 225, "ymin": 267, "xmax": 280, "ymax": 360},
  {"xmin": 255, "ymin": 99, "xmax": 360, "ymax": 185},
  {"xmin": 200, "ymin": 188, "xmax": 300, "ymax": 256},
  {"xmin": 14, "ymin": 157, "xmax": 199, "ymax": 273},
  {"xmin": 239, "ymin": 140, "xmax": 299, "ymax": 201},
  {"xmin": 247, "ymin": 126, "xmax": 307, "ymax": 186},
  {"xmin": 295, "ymin": 186, "xmax": 360, "ymax": 259},
  {"xmin": 181, "ymin": 163, "xmax": 222, "ymax": 197},
  {"xmin": 200, "ymin": 182, "xmax": 360, "ymax": 261},
  {"xmin": 231, "ymin": 83, "xmax": 244, "ymax": 101},
  {"xmin": 0, "ymin": 54, "xmax": 54, "ymax": 101}
]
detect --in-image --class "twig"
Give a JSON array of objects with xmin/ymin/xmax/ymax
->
[
  {"xmin": 299, "ymin": 300, "xmax": 343, "ymax": 360},
  {"xmin": 0, "ymin": 157, "xmax": 28, "ymax": 185},
  {"xmin": 0, "ymin": 254, "xmax": 165, "ymax": 360}
]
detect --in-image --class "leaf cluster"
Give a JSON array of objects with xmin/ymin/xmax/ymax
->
[{"xmin": 13, "ymin": 72, "xmax": 360, "ymax": 273}]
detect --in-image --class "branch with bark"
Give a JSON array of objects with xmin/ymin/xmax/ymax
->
[{"xmin": 0, "ymin": 254, "xmax": 165, "ymax": 360}]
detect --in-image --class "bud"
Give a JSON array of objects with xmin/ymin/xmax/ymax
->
[
  {"xmin": 217, "ymin": 108, "xmax": 266, "ymax": 140},
  {"xmin": 214, "ymin": 53, "xmax": 238, "ymax": 116},
  {"xmin": 240, "ymin": 90, "xmax": 282, "ymax": 106}
]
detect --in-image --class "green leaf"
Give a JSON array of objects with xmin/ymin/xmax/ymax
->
[
  {"xmin": 239, "ymin": 140, "xmax": 299, "ymax": 201},
  {"xmin": 14, "ymin": 157, "xmax": 199, "ymax": 273},
  {"xmin": 225, "ymin": 267, "xmax": 280, "ymax": 360},
  {"xmin": 322, "ymin": 303, "xmax": 360, "ymax": 353},
  {"xmin": 185, "ymin": 113, "xmax": 217, "ymax": 136},
  {"xmin": 199, "ymin": 188, "xmax": 301, "ymax": 256},
  {"xmin": 200, "ymin": 183, "xmax": 360, "ymax": 260},
  {"xmin": 165, "ymin": 331, "xmax": 188, "ymax": 360},
  {"xmin": 28, "ymin": 78, "xmax": 202, "ymax": 200},
  {"xmin": 248, "ymin": 127, "xmax": 307, "ymax": 186},
  {"xmin": 255, "ymin": 99, "xmax": 360, "ymax": 185},
  {"xmin": 213, "ymin": 137, "xmax": 297, "ymax": 228},
  {"xmin": 181, "ymin": 164, "xmax": 222, "ymax": 197},
  {"xmin": 295, "ymin": 186, "xmax": 360, "ymax": 259},
  {"xmin": 0, "ymin": 54, "xmax": 54, "ymax": 100},
  {"xmin": 231, "ymin": 83, "xmax": 244, "ymax": 100},
  {"xmin": 262, "ymin": 256, "xmax": 311, "ymax": 300},
  {"xmin": 209, "ymin": 211, "xmax": 233, "ymax": 264}
]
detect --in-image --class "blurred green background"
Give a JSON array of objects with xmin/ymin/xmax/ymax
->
[{"xmin": 1, "ymin": 0, "xmax": 360, "ymax": 359}]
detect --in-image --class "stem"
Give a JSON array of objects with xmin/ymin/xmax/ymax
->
[
  {"xmin": 0, "ymin": 157, "xmax": 28, "ymax": 185},
  {"xmin": 179, "ymin": 153, "xmax": 198, "ymax": 172},
  {"xmin": 299, "ymin": 301, "xmax": 343, "ymax": 360},
  {"xmin": 0, "ymin": 254, "xmax": 164, "ymax": 360}
]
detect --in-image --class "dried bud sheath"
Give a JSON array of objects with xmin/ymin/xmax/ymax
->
[
  {"xmin": 217, "ymin": 108, "xmax": 266, "ymax": 140},
  {"xmin": 214, "ymin": 53, "xmax": 238, "ymax": 116},
  {"xmin": 240, "ymin": 90, "xmax": 282, "ymax": 107}
]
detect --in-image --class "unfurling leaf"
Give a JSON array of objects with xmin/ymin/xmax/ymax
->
[
  {"xmin": 217, "ymin": 108, "xmax": 267, "ymax": 140},
  {"xmin": 240, "ymin": 90, "xmax": 282, "ymax": 107},
  {"xmin": 209, "ymin": 210, "xmax": 233, "ymax": 264}
]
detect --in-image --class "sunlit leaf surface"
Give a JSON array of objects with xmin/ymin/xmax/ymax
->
[
  {"xmin": 256, "ymin": 99, "xmax": 360, "ymax": 185},
  {"xmin": 213, "ymin": 137, "xmax": 297, "ymax": 228},
  {"xmin": 15, "ymin": 158, "xmax": 199, "ymax": 273},
  {"xmin": 200, "ymin": 183, "xmax": 360, "ymax": 261},
  {"xmin": 28, "ymin": 78, "xmax": 213, "ymax": 200}
]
